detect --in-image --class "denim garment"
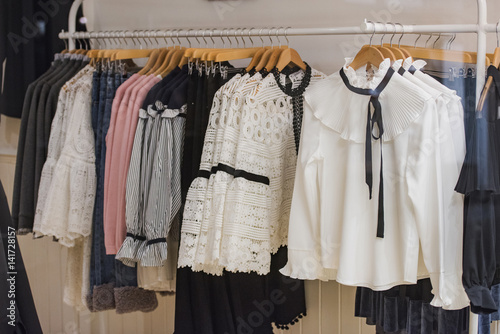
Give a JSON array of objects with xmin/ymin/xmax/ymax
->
[
  {"xmin": 90, "ymin": 71, "xmax": 116, "ymax": 296},
  {"xmin": 91, "ymin": 71, "xmax": 101, "ymax": 139}
]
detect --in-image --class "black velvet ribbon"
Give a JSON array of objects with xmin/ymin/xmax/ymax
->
[{"xmin": 339, "ymin": 67, "xmax": 394, "ymax": 238}]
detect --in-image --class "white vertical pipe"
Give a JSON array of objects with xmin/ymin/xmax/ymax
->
[
  {"xmin": 68, "ymin": 0, "xmax": 83, "ymax": 50},
  {"xmin": 475, "ymin": 0, "xmax": 487, "ymax": 105},
  {"xmin": 468, "ymin": 2, "xmax": 488, "ymax": 331}
]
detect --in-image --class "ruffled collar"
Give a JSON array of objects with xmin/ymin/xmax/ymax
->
[
  {"xmin": 305, "ymin": 60, "xmax": 433, "ymax": 143},
  {"xmin": 343, "ymin": 58, "xmax": 392, "ymax": 90}
]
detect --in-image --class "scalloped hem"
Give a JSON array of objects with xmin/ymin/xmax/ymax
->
[
  {"xmin": 275, "ymin": 311, "xmax": 307, "ymax": 330},
  {"xmin": 114, "ymin": 286, "xmax": 158, "ymax": 314}
]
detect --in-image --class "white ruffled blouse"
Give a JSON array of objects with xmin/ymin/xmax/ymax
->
[{"xmin": 280, "ymin": 59, "xmax": 469, "ymax": 310}]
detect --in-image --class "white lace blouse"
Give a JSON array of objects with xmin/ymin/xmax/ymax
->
[
  {"xmin": 179, "ymin": 67, "xmax": 325, "ymax": 275},
  {"xmin": 33, "ymin": 66, "xmax": 96, "ymax": 247}
]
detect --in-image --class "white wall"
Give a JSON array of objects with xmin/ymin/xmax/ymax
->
[{"xmin": 3, "ymin": 0, "xmax": 500, "ymax": 333}]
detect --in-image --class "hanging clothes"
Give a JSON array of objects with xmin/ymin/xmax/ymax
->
[
  {"xmin": 89, "ymin": 65, "xmax": 158, "ymax": 314},
  {"xmin": 178, "ymin": 63, "xmax": 325, "ymax": 276},
  {"xmin": 12, "ymin": 54, "xmax": 89, "ymax": 235},
  {"xmin": 353, "ymin": 58, "xmax": 471, "ymax": 334},
  {"xmin": 456, "ymin": 65, "xmax": 500, "ymax": 315},
  {"xmin": 174, "ymin": 63, "xmax": 307, "ymax": 333},
  {"xmin": 281, "ymin": 58, "xmax": 469, "ymax": 311}
]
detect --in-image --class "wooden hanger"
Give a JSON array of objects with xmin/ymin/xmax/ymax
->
[
  {"xmin": 348, "ymin": 45, "xmax": 385, "ymax": 71},
  {"xmin": 254, "ymin": 48, "xmax": 275, "ymax": 72},
  {"xmin": 245, "ymin": 48, "xmax": 266, "ymax": 72},
  {"xmin": 159, "ymin": 47, "xmax": 186, "ymax": 77},
  {"xmin": 348, "ymin": 24, "xmax": 386, "ymax": 71},
  {"xmin": 264, "ymin": 47, "xmax": 285, "ymax": 72},
  {"xmin": 380, "ymin": 44, "xmax": 406, "ymax": 59},
  {"xmin": 153, "ymin": 48, "xmax": 176, "ymax": 76},
  {"xmin": 276, "ymin": 48, "xmax": 306, "ymax": 71},
  {"xmin": 400, "ymin": 34, "xmax": 473, "ymax": 63},
  {"xmin": 477, "ymin": 34, "xmax": 500, "ymax": 110}
]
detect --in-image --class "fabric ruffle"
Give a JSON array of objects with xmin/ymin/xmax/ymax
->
[
  {"xmin": 115, "ymin": 236, "xmax": 143, "ymax": 267},
  {"xmin": 140, "ymin": 242, "xmax": 169, "ymax": 267}
]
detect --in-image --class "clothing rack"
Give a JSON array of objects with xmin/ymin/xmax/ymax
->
[
  {"xmin": 58, "ymin": 0, "xmax": 500, "ymax": 333},
  {"xmin": 60, "ymin": 0, "xmax": 499, "ymax": 106}
]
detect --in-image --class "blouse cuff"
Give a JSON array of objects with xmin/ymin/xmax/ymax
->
[
  {"xmin": 140, "ymin": 240, "xmax": 168, "ymax": 267},
  {"xmin": 466, "ymin": 285, "xmax": 498, "ymax": 314},
  {"xmin": 429, "ymin": 272, "xmax": 470, "ymax": 310},
  {"xmin": 279, "ymin": 249, "xmax": 337, "ymax": 281},
  {"xmin": 116, "ymin": 236, "xmax": 145, "ymax": 267}
]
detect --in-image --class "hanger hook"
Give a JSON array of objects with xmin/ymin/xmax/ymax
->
[
  {"xmin": 496, "ymin": 20, "xmax": 500, "ymax": 48},
  {"xmin": 226, "ymin": 29, "xmax": 233, "ymax": 48},
  {"xmin": 184, "ymin": 29, "xmax": 192, "ymax": 48},
  {"xmin": 366, "ymin": 20, "xmax": 376, "ymax": 47},
  {"xmin": 138, "ymin": 30, "xmax": 146, "ymax": 48},
  {"xmin": 268, "ymin": 27, "xmax": 276, "ymax": 47},
  {"xmin": 103, "ymin": 31, "xmax": 110, "ymax": 48},
  {"xmin": 389, "ymin": 22, "xmax": 397, "ymax": 47},
  {"xmin": 234, "ymin": 28, "xmax": 241, "ymax": 48},
  {"xmin": 414, "ymin": 33, "xmax": 422, "ymax": 48},
  {"xmin": 396, "ymin": 23, "xmax": 404, "ymax": 48},
  {"xmin": 424, "ymin": 34, "xmax": 433, "ymax": 48},
  {"xmin": 201, "ymin": 29, "xmax": 208, "ymax": 47},
  {"xmin": 136, "ymin": 30, "xmax": 145, "ymax": 48},
  {"xmin": 433, "ymin": 33, "xmax": 441, "ymax": 48},
  {"xmin": 446, "ymin": 33, "xmax": 455, "ymax": 50},
  {"xmin": 152, "ymin": 29, "xmax": 161, "ymax": 47},
  {"xmin": 209, "ymin": 28, "xmax": 216, "ymax": 48},
  {"xmin": 241, "ymin": 28, "xmax": 247, "ymax": 48},
  {"xmin": 258, "ymin": 28, "xmax": 265, "ymax": 47},
  {"xmin": 218, "ymin": 29, "xmax": 225, "ymax": 48},
  {"xmin": 176, "ymin": 29, "xmax": 182, "ymax": 47},
  {"xmin": 115, "ymin": 30, "xmax": 123, "ymax": 48},
  {"xmin": 378, "ymin": 22, "xmax": 386, "ymax": 46},
  {"xmin": 163, "ymin": 29, "xmax": 170, "ymax": 48},
  {"xmin": 276, "ymin": 27, "xmax": 282, "ymax": 48},
  {"xmin": 194, "ymin": 30, "xmax": 201, "ymax": 46},
  {"xmin": 284, "ymin": 26, "xmax": 291, "ymax": 46},
  {"xmin": 87, "ymin": 31, "xmax": 94, "ymax": 50},
  {"xmin": 84, "ymin": 32, "xmax": 90, "ymax": 49},
  {"xmin": 247, "ymin": 27, "xmax": 255, "ymax": 47}
]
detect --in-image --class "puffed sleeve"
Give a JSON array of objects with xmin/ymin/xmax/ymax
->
[
  {"xmin": 406, "ymin": 98, "xmax": 469, "ymax": 311},
  {"xmin": 280, "ymin": 98, "xmax": 326, "ymax": 279}
]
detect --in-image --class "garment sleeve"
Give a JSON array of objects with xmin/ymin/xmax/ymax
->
[
  {"xmin": 434, "ymin": 98, "xmax": 469, "ymax": 310},
  {"xmin": 462, "ymin": 191, "xmax": 498, "ymax": 314},
  {"xmin": 280, "ymin": 99, "xmax": 326, "ymax": 280},
  {"xmin": 406, "ymin": 99, "xmax": 469, "ymax": 311},
  {"xmin": 115, "ymin": 111, "xmax": 147, "ymax": 266}
]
